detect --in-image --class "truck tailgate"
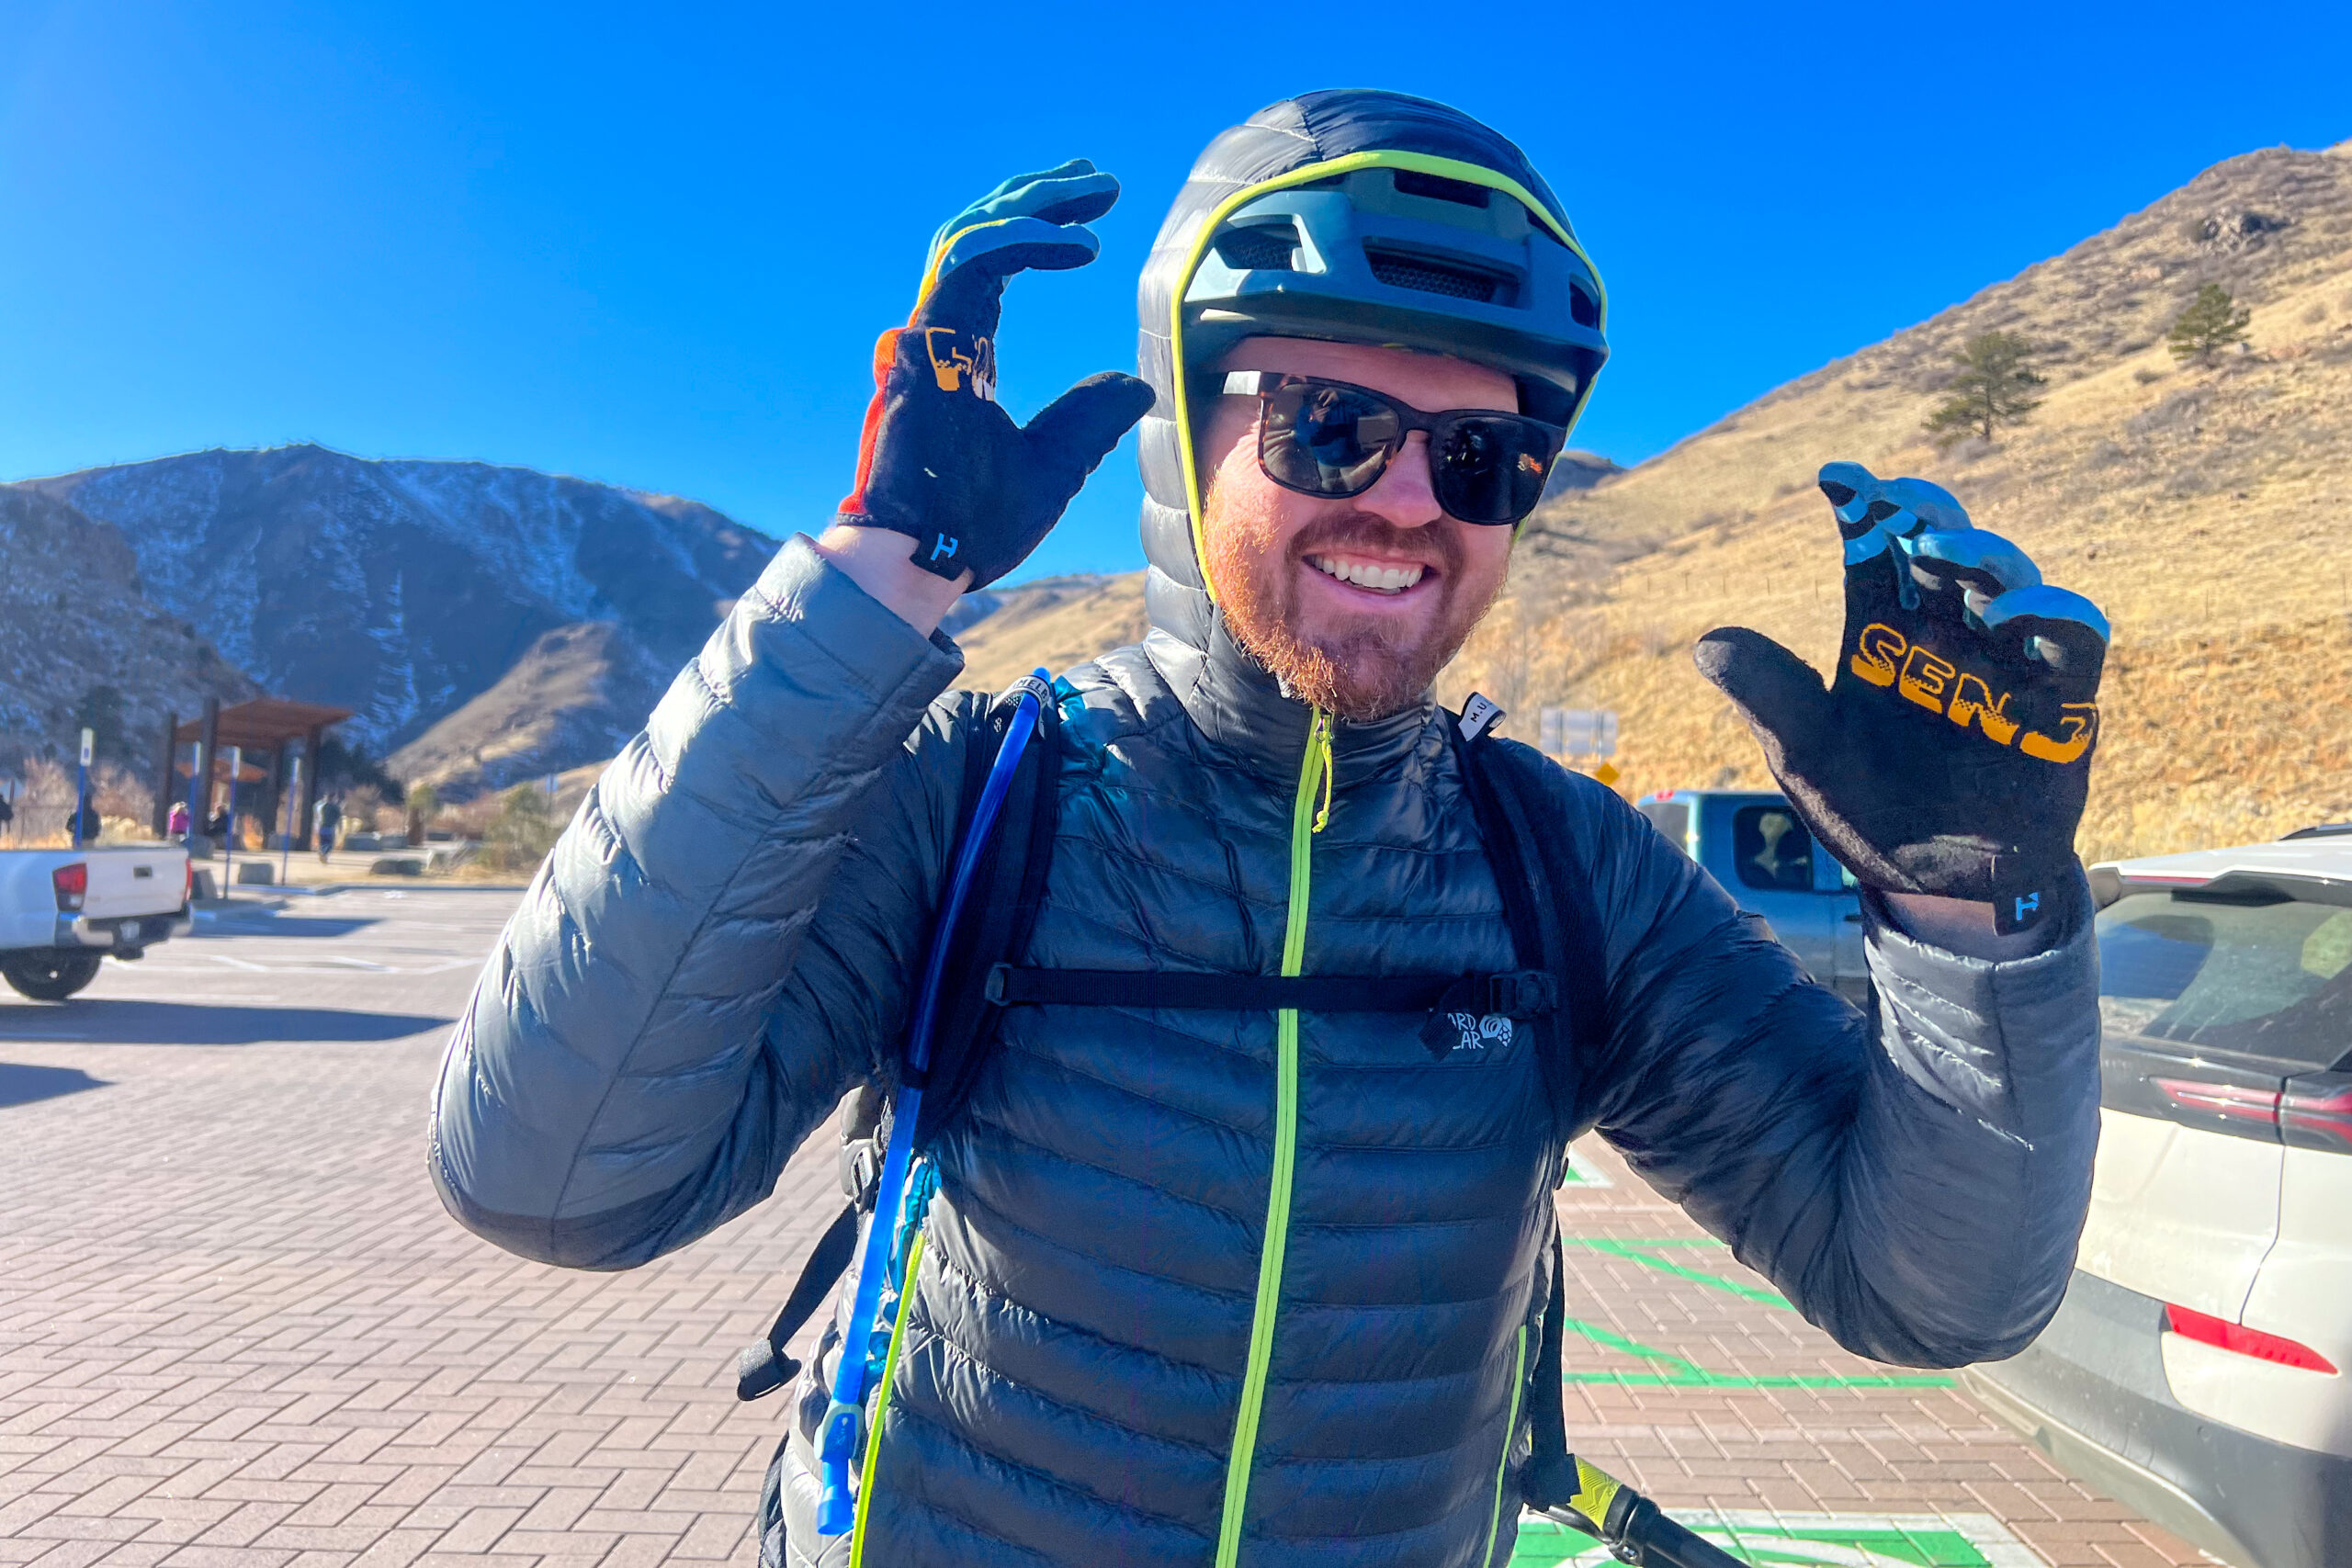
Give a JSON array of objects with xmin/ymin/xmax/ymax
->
[{"xmin": 80, "ymin": 847, "xmax": 191, "ymax": 919}]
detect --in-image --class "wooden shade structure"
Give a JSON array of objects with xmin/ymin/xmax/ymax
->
[
  {"xmin": 155, "ymin": 697, "xmax": 355, "ymax": 845},
  {"xmin": 171, "ymin": 699, "xmax": 355, "ymax": 751}
]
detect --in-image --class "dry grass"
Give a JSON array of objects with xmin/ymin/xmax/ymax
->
[{"xmin": 1442, "ymin": 140, "xmax": 2352, "ymax": 863}]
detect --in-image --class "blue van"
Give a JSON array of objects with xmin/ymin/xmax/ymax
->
[{"xmin": 1634, "ymin": 789, "xmax": 1871, "ymax": 1006}]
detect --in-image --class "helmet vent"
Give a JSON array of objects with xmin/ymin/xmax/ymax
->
[
  {"xmin": 1569, "ymin": 282, "xmax": 1600, "ymax": 328},
  {"xmin": 1393, "ymin": 169, "xmax": 1491, "ymax": 209},
  {"xmin": 1215, "ymin": 224, "xmax": 1298, "ymax": 272},
  {"xmin": 1364, "ymin": 247, "xmax": 1510, "ymax": 305}
]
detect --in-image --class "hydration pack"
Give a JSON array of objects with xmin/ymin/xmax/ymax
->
[{"xmin": 737, "ymin": 677, "xmax": 1610, "ymax": 1518}]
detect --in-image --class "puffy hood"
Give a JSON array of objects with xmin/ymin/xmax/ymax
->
[{"xmin": 1135, "ymin": 89, "xmax": 1603, "ymax": 653}]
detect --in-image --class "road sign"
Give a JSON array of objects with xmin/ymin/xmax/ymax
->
[
  {"xmin": 1539, "ymin": 707, "xmax": 1618, "ymax": 759},
  {"xmin": 1592, "ymin": 761, "xmax": 1621, "ymax": 788},
  {"xmin": 79, "ymin": 728, "xmax": 94, "ymax": 767}
]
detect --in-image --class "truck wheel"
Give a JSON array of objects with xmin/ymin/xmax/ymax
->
[{"xmin": 3, "ymin": 952, "xmax": 105, "ymax": 1001}]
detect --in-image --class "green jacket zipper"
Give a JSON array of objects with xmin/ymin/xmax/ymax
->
[
  {"xmin": 1215, "ymin": 708, "xmax": 1332, "ymax": 1567},
  {"xmin": 1482, "ymin": 1325, "xmax": 1529, "ymax": 1565},
  {"xmin": 847, "ymin": 1228, "xmax": 927, "ymax": 1565}
]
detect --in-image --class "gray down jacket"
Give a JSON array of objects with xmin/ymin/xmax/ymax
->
[{"xmin": 431, "ymin": 92, "xmax": 2102, "ymax": 1568}]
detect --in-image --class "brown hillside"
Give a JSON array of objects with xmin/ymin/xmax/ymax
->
[
  {"xmin": 954, "ymin": 572, "xmax": 1150, "ymax": 695},
  {"xmin": 1446, "ymin": 138, "xmax": 2352, "ymax": 863},
  {"xmin": 388, "ymin": 620, "xmax": 671, "ymax": 800},
  {"xmin": 0, "ymin": 487, "xmax": 257, "ymax": 773}
]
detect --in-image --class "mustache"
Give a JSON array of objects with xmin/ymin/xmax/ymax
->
[{"xmin": 1287, "ymin": 512, "xmax": 1463, "ymax": 575}]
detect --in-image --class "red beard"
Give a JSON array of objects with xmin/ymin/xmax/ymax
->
[{"xmin": 1205, "ymin": 504, "xmax": 1502, "ymax": 723}]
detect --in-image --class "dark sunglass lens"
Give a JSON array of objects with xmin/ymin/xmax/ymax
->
[
  {"xmin": 1262, "ymin": 386, "xmax": 1397, "ymax": 496},
  {"xmin": 1435, "ymin": 417, "xmax": 1552, "ymax": 524}
]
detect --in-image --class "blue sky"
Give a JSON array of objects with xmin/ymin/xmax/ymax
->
[{"xmin": 3, "ymin": 2, "xmax": 2347, "ymax": 581}]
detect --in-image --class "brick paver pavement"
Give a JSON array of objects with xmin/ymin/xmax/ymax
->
[{"xmin": 0, "ymin": 887, "xmax": 2215, "ymax": 1567}]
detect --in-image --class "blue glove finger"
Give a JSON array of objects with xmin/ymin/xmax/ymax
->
[
  {"xmin": 1876, "ymin": 475, "xmax": 1971, "ymax": 536},
  {"xmin": 1900, "ymin": 526, "xmax": 2042, "ymax": 597},
  {"xmin": 1983, "ymin": 583, "xmax": 2111, "ymax": 672},
  {"xmin": 929, "ymin": 160, "xmax": 1120, "ymax": 265},
  {"xmin": 934, "ymin": 214, "xmax": 1100, "ymax": 281},
  {"xmin": 1818, "ymin": 460, "xmax": 1889, "ymax": 564}
]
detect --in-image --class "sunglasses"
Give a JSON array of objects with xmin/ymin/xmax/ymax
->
[{"xmin": 1221, "ymin": 371, "xmax": 1566, "ymax": 526}]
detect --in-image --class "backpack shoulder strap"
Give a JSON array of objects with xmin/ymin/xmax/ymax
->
[
  {"xmin": 1448, "ymin": 698, "xmax": 1614, "ymax": 1511},
  {"xmin": 1451, "ymin": 711, "xmax": 1605, "ymax": 1129},
  {"xmin": 732, "ymin": 679, "xmax": 1063, "ymax": 1403},
  {"xmin": 912, "ymin": 678, "xmax": 1064, "ymax": 1146}
]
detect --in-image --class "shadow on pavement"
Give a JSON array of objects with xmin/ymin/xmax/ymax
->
[
  {"xmin": 192, "ymin": 915, "xmax": 382, "ymax": 939},
  {"xmin": 0, "ymin": 1063, "xmax": 110, "ymax": 1108},
  {"xmin": 0, "ymin": 1000, "xmax": 452, "ymax": 1045}
]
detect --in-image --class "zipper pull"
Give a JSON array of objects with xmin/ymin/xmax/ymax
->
[{"xmin": 1311, "ymin": 711, "xmax": 1335, "ymax": 835}]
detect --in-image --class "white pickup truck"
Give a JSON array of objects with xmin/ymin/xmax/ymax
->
[{"xmin": 0, "ymin": 842, "xmax": 192, "ymax": 1000}]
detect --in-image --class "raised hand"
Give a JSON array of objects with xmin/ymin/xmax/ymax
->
[
  {"xmin": 839, "ymin": 160, "xmax": 1156, "ymax": 590},
  {"xmin": 1693, "ymin": 461, "xmax": 2109, "ymax": 935}
]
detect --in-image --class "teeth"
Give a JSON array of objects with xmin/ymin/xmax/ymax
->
[{"xmin": 1309, "ymin": 556, "xmax": 1426, "ymax": 593}]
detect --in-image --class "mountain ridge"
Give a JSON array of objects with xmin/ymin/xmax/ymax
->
[{"xmin": 6, "ymin": 444, "xmax": 778, "ymax": 790}]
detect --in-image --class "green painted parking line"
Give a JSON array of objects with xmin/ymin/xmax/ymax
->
[
  {"xmin": 1511, "ymin": 1508, "xmax": 2038, "ymax": 1565},
  {"xmin": 1566, "ymin": 1238, "xmax": 1792, "ymax": 1308},
  {"xmin": 1556, "ymin": 1315, "xmax": 1954, "ymax": 1391}
]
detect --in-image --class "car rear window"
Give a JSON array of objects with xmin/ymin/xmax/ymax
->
[
  {"xmin": 2098, "ymin": 890, "xmax": 2352, "ymax": 1069},
  {"xmin": 1731, "ymin": 805, "xmax": 1813, "ymax": 892}
]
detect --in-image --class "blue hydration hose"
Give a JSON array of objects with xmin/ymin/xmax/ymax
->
[{"xmin": 815, "ymin": 671, "xmax": 1051, "ymax": 1536}]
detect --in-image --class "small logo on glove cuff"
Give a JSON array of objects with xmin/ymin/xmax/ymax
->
[
  {"xmin": 924, "ymin": 328, "xmax": 997, "ymax": 400},
  {"xmin": 1849, "ymin": 622, "xmax": 2097, "ymax": 763}
]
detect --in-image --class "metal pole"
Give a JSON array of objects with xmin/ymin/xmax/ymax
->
[
  {"xmin": 74, "ymin": 728, "xmax": 94, "ymax": 847},
  {"xmin": 280, "ymin": 754, "xmax": 300, "ymax": 886}
]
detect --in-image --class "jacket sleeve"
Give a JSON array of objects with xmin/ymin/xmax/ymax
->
[
  {"xmin": 1558, "ymin": 769, "xmax": 2102, "ymax": 1367},
  {"xmin": 428, "ymin": 536, "xmax": 978, "ymax": 1269}
]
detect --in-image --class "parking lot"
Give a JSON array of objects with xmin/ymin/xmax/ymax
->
[{"xmin": 2, "ymin": 887, "xmax": 2208, "ymax": 1567}]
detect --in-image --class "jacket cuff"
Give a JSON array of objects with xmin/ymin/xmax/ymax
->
[
  {"xmin": 747, "ymin": 533, "xmax": 966, "ymax": 704},
  {"xmin": 1858, "ymin": 866, "xmax": 2099, "ymax": 1126}
]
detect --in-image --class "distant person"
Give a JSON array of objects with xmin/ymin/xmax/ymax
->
[
  {"xmin": 167, "ymin": 799, "xmax": 191, "ymax": 839},
  {"xmin": 314, "ymin": 795, "xmax": 342, "ymax": 860},
  {"xmin": 72, "ymin": 800, "xmax": 104, "ymax": 844}
]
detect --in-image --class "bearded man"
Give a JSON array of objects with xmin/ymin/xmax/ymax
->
[{"xmin": 432, "ymin": 90, "xmax": 2109, "ymax": 1568}]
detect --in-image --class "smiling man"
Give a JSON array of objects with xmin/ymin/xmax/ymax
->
[{"xmin": 433, "ymin": 90, "xmax": 2109, "ymax": 1568}]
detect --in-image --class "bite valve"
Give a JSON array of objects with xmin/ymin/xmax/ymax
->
[{"xmin": 814, "ymin": 1398, "xmax": 864, "ymax": 1535}]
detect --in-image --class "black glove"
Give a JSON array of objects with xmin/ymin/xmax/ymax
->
[
  {"xmin": 838, "ymin": 160, "xmax": 1155, "ymax": 589},
  {"xmin": 1694, "ymin": 462, "xmax": 2109, "ymax": 935}
]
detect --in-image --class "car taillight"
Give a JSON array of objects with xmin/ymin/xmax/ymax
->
[
  {"xmin": 2153, "ymin": 1077, "xmax": 2281, "ymax": 1130},
  {"xmin": 2281, "ymin": 1078, "xmax": 2352, "ymax": 1152},
  {"xmin": 2165, "ymin": 1303, "xmax": 2339, "ymax": 1373},
  {"xmin": 51, "ymin": 862, "xmax": 87, "ymax": 912}
]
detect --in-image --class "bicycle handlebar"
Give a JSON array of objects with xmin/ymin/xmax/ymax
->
[{"xmin": 1539, "ymin": 1455, "xmax": 1744, "ymax": 1568}]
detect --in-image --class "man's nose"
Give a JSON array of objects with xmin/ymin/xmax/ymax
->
[{"xmin": 1357, "ymin": 431, "xmax": 1442, "ymax": 527}]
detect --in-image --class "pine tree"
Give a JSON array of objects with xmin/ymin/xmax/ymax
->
[
  {"xmin": 1923, "ymin": 331, "xmax": 2045, "ymax": 448},
  {"xmin": 2166, "ymin": 282, "xmax": 2252, "ymax": 365}
]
